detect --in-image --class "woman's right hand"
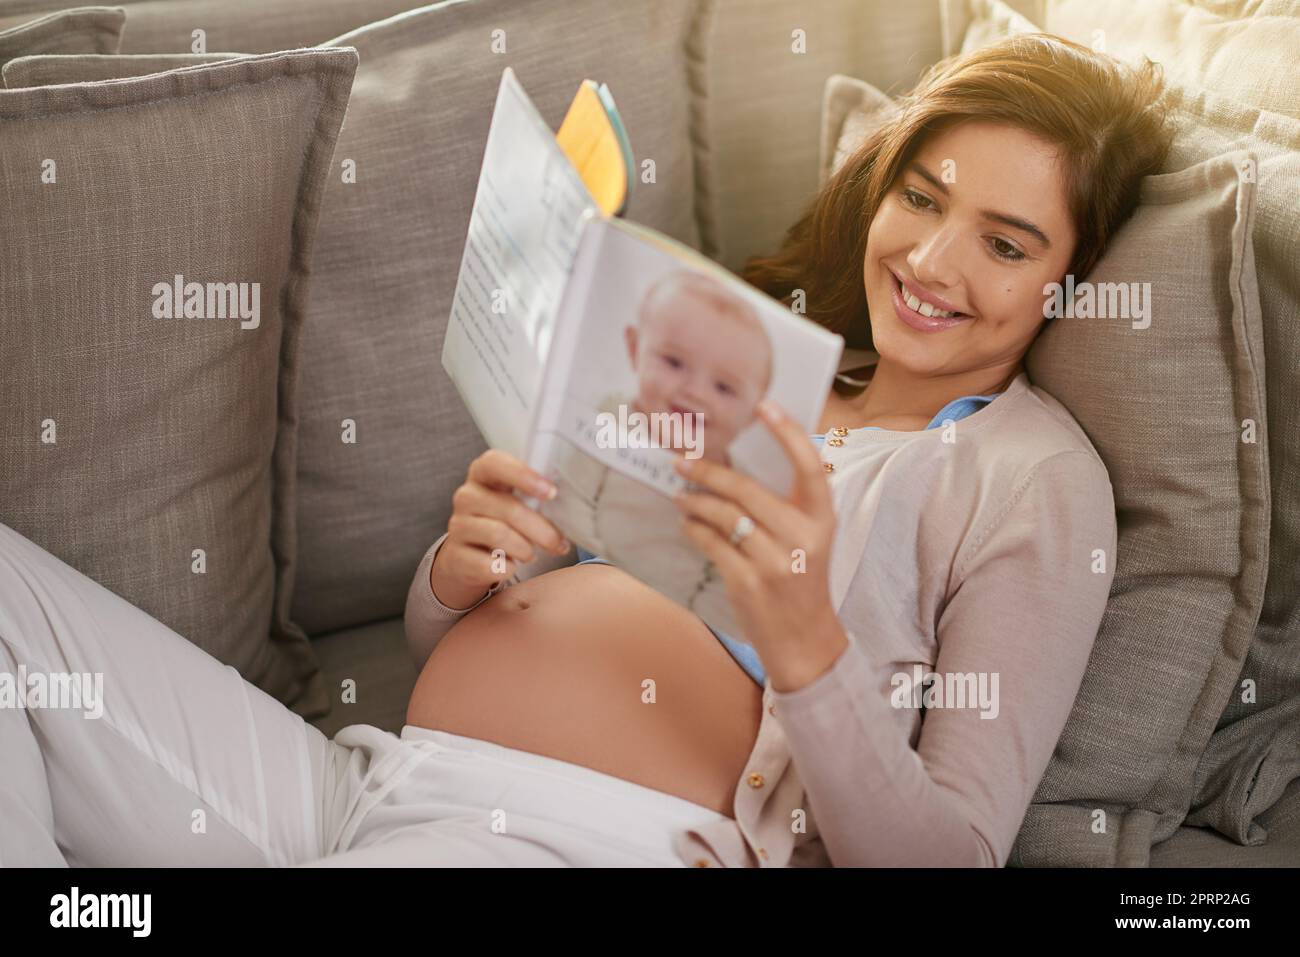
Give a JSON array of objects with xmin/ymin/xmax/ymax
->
[{"xmin": 430, "ymin": 449, "xmax": 571, "ymax": 610}]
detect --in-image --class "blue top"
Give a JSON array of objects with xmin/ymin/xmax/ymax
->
[{"xmin": 577, "ymin": 390, "xmax": 1002, "ymax": 686}]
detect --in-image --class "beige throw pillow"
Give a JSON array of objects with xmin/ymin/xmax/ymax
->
[{"xmin": 0, "ymin": 49, "xmax": 358, "ymax": 718}]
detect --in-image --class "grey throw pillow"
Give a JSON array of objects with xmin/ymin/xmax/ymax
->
[
  {"xmin": 1018, "ymin": 153, "xmax": 1268, "ymax": 865},
  {"xmin": 4, "ymin": 51, "xmax": 233, "ymax": 86},
  {"xmin": 0, "ymin": 0, "xmax": 414, "ymax": 52},
  {"xmin": 0, "ymin": 6, "xmax": 124, "ymax": 70},
  {"xmin": 0, "ymin": 48, "xmax": 358, "ymax": 718}
]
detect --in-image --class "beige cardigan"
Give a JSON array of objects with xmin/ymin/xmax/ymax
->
[{"xmin": 404, "ymin": 370, "xmax": 1117, "ymax": 866}]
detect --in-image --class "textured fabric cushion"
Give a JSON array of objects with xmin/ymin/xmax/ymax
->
[
  {"xmin": 14, "ymin": 0, "xmax": 710, "ymax": 638},
  {"xmin": 824, "ymin": 79, "xmax": 1269, "ymax": 866},
  {"xmin": 295, "ymin": 0, "xmax": 707, "ymax": 635},
  {"xmin": 1151, "ymin": 81, "xmax": 1300, "ymax": 855},
  {"xmin": 958, "ymin": 0, "xmax": 1300, "ymax": 863},
  {"xmin": 1041, "ymin": 0, "xmax": 1300, "ymax": 119},
  {"xmin": 1018, "ymin": 155, "xmax": 1267, "ymax": 866},
  {"xmin": 818, "ymin": 74, "xmax": 897, "ymax": 186},
  {"xmin": 938, "ymin": 0, "xmax": 1040, "ymax": 55},
  {"xmin": 4, "ymin": 51, "xmax": 231, "ymax": 86},
  {"xmin": 705, "ymin": 0, "xmax": 944, "ymax": 271},
  {"xmin": 0, "ymin": 0, "xmax": 418, "ymax": 51},
  {"xmin": 945, "ymin": 0, "xmax": 1038, "ymax": 55},
  {"xmin": 309, "ymin": 618, "xmax": 416, "ymax": 739},
  {"xmin": 0, "ymin": 6, "xmax": 124, "ymax": 69},
  {"xmin": 0, "ymin": 49, "xmax": 358, "ymax": 718},
  {"xmin": 1151, "ymin": 778, "xmax": 1300, "ymax": 867}
]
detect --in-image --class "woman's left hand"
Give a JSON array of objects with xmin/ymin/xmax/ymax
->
[{"xmin": 672, "ymin": 399, "xmax": 849, "ymax": 693}]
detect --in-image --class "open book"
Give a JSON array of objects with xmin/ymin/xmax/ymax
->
[{"xmin": 442, "ymin": 67, "xmax": 845, "ymax": 639}]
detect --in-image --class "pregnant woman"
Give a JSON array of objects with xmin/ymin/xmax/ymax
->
[{"xmin": 0, "ymin": 34, "xmax": 1171, "ymax": 868}]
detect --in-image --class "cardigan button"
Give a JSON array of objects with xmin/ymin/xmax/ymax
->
[
  {"xmin": 693, "ymin": 857, "xmax": 712, "ymax": 867},
  {"xmin": 758, "ymin": 847, "xmax": 769, "ymax": 861},
  {"xmin": 827, "ymin": 437, "xmax": 844, "ymax": 447},
  {"xmin": 832, "ymin": 425, "xmax": 849, "ymax": 437},
  {"xmin": 747, "ymin": 772, "xmax": 766, "ymax": 789},
  {"xmin": 822, "ymin": 462, "xmax": 835, "ymax": 472}
]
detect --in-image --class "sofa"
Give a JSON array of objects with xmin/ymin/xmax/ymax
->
[{"xmin": 1, "ymin": 0, "xmax": 1295, "ymax": 866}]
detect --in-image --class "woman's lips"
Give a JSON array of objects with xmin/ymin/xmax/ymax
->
[{"xmin": 889, "ymin": 273, "xmax": 973, "ymax": 333}]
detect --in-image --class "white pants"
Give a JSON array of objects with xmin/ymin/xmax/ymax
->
[{"xmin": 0, "ymin": 523, "xmax": 729, "ymax": 867}]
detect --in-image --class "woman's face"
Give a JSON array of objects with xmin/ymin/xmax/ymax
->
[{"xmin": 863, "ymin": 120, "xmax": 1076, "ymax": 378}]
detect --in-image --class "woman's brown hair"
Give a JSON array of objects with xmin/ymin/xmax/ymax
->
[{"xmin": 742, "ymin": 33, "xmax": 1174, "ymax": 394}]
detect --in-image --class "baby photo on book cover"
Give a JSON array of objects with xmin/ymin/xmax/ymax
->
[{"xmin": 532, "ymin": 223, "xmax": 820, "ymax": 639}]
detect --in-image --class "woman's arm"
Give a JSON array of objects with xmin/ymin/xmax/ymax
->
[
  {"xmin": 403, "ymin": 531, "xmax": 576, "ymax": 669},
  {"xmin": 404, "ymin": 448, "xmax": 576, "ymax": 669},
  {"xmin": 770, "ymin": 451, "xmax": 1118, "ymax": 867},
  {"xmin": 403, "ymin": 532, "xmax": 508, "ymax": 669}
]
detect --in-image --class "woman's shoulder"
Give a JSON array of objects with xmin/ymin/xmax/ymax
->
[
  {"xmin": 954, "ymin": 370, "xmax": 1110, "ymax": 483},
  {"xmin": 915, "ymin": 372, "xmax": 1117, "ymax": 567}
]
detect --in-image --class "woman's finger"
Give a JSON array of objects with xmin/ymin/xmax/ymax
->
[
  {"xmin": 673, "ymin": 455, "xmax": 803, "ymax": 545},
  {"xmin": 679, "ymin": 514, "xmax": 756, "ymax": 596},
  {"xmin": 754, "ymin": 399, "xmax": 833, "ymax": 516},
  {"xmin": 457, "ymin": 482, "xmax": 569, "ymax": 554},
  {"xmin": 470, "ymin": 447, "xmax": 557, "ymax": 500},
  {"xmin": 674, "ymin": 489, "xmax": 778, "ymax": 560},
  {"xmin": 449, "ymin": 512, "xmax": 538, "ymax": 565}
]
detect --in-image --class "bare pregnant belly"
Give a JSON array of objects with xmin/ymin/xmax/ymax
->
[{"xmin": 405, "ymin": 563, "xmax": 764, "ymax": 817}]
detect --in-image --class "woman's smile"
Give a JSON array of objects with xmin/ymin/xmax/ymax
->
[{"xmin": 886, "ymin": 266, "xmax": 975, "ymax": 333}]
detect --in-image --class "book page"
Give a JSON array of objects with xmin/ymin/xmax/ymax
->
[
  {"xmin": 526, "ymin": 216, "xmax": 844, "ymax": 638},
  {"xmin": 441, "ymin": 67, "xmax": 596, "ymax": 457}
]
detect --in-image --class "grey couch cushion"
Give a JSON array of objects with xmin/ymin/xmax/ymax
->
[
  {"xmin": 0, "ymin": 0, "xmax": 418, "ymax": 52},
  {"xmin": 4, "ymin": 0, "xmax": 710, "ymax": 641},
  {"xmin": 309, "ymin": 618, "xmax": 417, "ymax": 738},
  {"xmin": 1151, "ymin": 778, "xmax": 1300, "ymax": 867},
  {"xmin": 0, "ymin": 6, "xmax": 123, "ymax": 70},
  {"xmin": 705, "ymin": 0, "xmax": 944, "ymax": 270},
  {"xmin": 1155, "ymin": 83, "xmax": 1300, "ymax": 851},
  {"xmin": 289, "ymin": 0, "xmax": 707, "ymax": 635},
  {"xmin": 4, "ymin": 51, "xmax": 232, "ymax": 86},
  {"xmin": 1018, "ymin": 153, "xmax": 1269, "ymax": 866},
  {"xmin": 0, "ymin": 50, "xmax": 357, "ymax": 718},
  {"xmin": 1041, "ymin": 0, "xmax": 1300, "ymax": 120}
]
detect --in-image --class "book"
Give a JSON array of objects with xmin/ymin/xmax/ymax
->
[
  {"xmin": 442, "ymin": 67, "xmax": 845, "ymax": 640},
  {"xmin": 555, "ymin": 79, "xmax": 634, "ymax": 217}
]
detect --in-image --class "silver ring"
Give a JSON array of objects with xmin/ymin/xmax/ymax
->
[{"xmin": 729, "ymin": 514, "xmax": 755, "ymax": 547}]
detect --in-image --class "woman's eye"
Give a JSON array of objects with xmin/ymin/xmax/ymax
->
[
  {"xmin": 902, "ymin": 187, "xmax": 935, "ymax": 210},
  {"xmin": 987, "ymin": 237, "xmax": 1026, "ymax": 262}
]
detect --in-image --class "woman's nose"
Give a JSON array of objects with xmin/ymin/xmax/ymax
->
[{"xmin": 907, "ymin": 222, "xmax": 963, "ymax": 289}]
